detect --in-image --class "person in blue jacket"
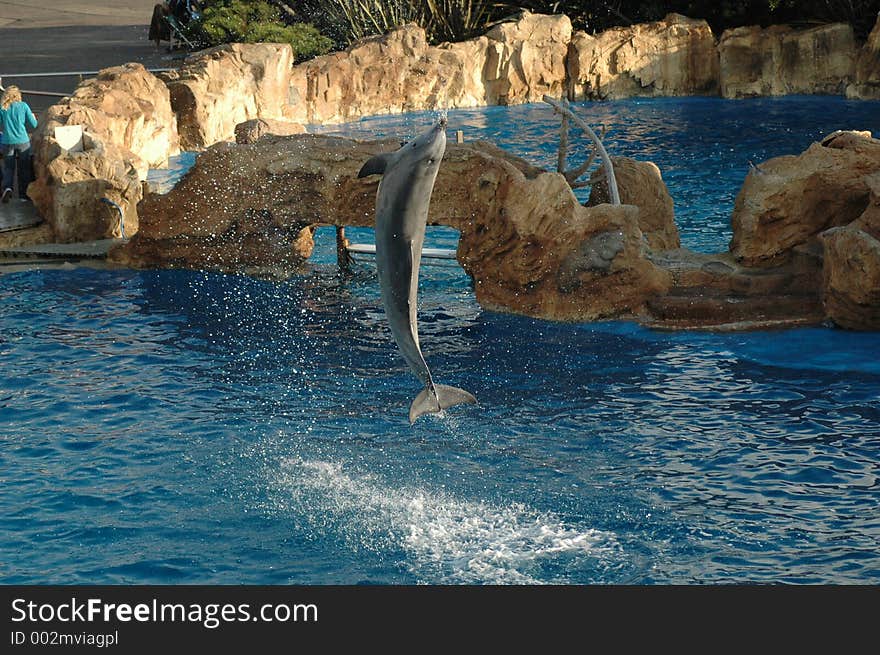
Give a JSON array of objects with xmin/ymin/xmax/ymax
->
[{"xmin": 0, "ymin": 85, "xmax": 38, "ymax": 203}]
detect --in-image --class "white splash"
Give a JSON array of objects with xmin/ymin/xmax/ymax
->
[{"xmin": 272, "ymin": 457, "xmax": 619, "ymax": 584}]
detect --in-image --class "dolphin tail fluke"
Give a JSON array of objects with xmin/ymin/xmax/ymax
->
[{"xmin": 409, "ymin": 384, "xmax": 477, "ymax": 424}]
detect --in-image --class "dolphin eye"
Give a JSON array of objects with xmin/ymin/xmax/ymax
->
[{"xmin": 427, "ymin": 157, "xmax": 435, "ymax": 164}]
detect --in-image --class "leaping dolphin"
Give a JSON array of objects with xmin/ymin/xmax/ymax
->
[{"xmin": 358, "ymin": 116, "xmax": 477, "ymax": 423}]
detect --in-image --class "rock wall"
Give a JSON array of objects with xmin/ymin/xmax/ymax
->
[
  {"xmin": 161, "ymin": 43, "xmax": 295, "ymax": 150},
  {"xmin": 286, "ymin": 12, "xmax": 571, "ymax": 124},
  {"xmin": 567, "ymin": 14, "xmax": 719, "ymax": 100},
  {"xmin": 847, "ymin": 14, "xmax": 880, "ymax": 99},
  {"xmin": 28, "ymin": 63, "xmax": 177, "ymax": 242},
  {"xmin": 718, "ymin": 23, "xmax": 857, "ymax": 98}
]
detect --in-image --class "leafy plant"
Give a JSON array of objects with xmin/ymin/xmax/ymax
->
[{"xmin": 190, "ymin": 0, "xmax": 333, "ymax": 61}]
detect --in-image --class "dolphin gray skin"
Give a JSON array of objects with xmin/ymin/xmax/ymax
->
[{"xmin": 358, "ymin": 116, "xmax": 477, "ymax": 423}]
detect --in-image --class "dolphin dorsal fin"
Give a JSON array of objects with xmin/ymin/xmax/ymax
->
[{"xmin": 357, "ymin": 153, "xmax": 393, "ymax": 178}]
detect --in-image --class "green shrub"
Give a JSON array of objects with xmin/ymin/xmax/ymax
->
[{"xmin": 191, "ymin": 0, "xmax": 333, "ymax": 62}]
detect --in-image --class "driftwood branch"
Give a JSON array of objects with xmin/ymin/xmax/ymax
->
[{"xmin": 543, "ymin": 95, "xmax": 620, "ymax": 205}]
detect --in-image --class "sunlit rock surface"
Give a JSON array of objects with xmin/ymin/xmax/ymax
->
[
  {"xmin": 719, "ymin": 23, "xmax": 857, "ymax": 98},
  {"xmin": 731, "ymin": 130, "xmax": 880, "ymax": 266},
  {"xmin": 112, "ymin": 134, "xmax": 672, "ymax": 321},
  {"xmin": 286, "ymin": 12, "xmax": 571, "ymax": 123},
  {"xmin": 28, "ymin": 63, "xmax": 177, "ymax": 242},
  {"xmin": 846, "ymin": 14, "xmax": 880, "ymax": 100},
  {"xmin": 567, "ymin": 14, "xmax": 719, "ymax": 100},
  {"xmin": 29, "ymin": 136, "xmax": 142, "ymax": 243},
  {"xmin": 160, "ymin": 43, "xmax": 295, "ymax": 150}
]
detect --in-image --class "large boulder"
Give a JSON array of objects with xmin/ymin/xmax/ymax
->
[
  {"xmin": 113, "ymin": 134, "xmax": 672, "ymax": 321},
  {"xmin": 32, "ymin": 63, "xmax": 179, "ymax": 175},
  {"xmin": 719, "ymin": 23, "xmax": 857, "ymax": 98},
  {"xmin": 287, "ymin": 23, "xmax": 478, "ymax": 124},
  {"xmin": 846, "ymin": 14, "xmax": 880, "ymax": 99},
  {"xmin": 821, "ymin": 225, "xmax": 880, "ymax": 330},
  {"xmin": 28, "ymin": 133, "xmax": 142, "ymax": 242},
  {"xmin": 730, "ymin": 130, "xmax": 880, "ymax": 266},
  {"xmin": 28, "ymin": 63, "xmax": 174, "ymax": 242},
  {"xmin": 820, "ymin": 171, "xmax": 880, "ymax": 329},
  {"xmin": 161, "ymin": 43, "xmax": 295, "ymax": 150},
  {"xmin": 587, "ymin": 156, "xmax": 680, "ymax": 251},
  {"xmin": 567, "ymin": 14, "xmax": 719, "ymax": 100}
]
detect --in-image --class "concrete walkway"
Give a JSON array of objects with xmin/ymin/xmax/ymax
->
[
  {"xmin": 0, "ymin": 0, "xmax": 184, "ymax": 115},
  {"xmin": 0, "ymin": 1, "xmax": 177, "ymax": 260}
]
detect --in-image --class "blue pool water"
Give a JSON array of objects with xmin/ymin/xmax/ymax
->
[{"xmin": 2, "ymin": 97, "xmax": 880, "ymax": 584}]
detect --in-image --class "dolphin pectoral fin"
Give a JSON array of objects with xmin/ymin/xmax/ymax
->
[
  {"xmin": 358, "ymin": 153, "xmax": 392, "ymax": 178},
  {"xmin": 409, "ymin": 384, "xmax": 477, "ymax": 424}
]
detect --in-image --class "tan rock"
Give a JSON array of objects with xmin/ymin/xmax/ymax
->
[
  {"xmin": 719, "ymin": 23, "xmax": 857, "ymax": 98},
  {"xmin": 287, "ymin": 12, "xmax": 569, "ymax": 124},
  {"xmin": 162, "ymin": 43, "xmax": 295, "ymax": 150},
  {"xmin": 846, "ymin": 14, "xmax": 880, "ymax": 99},
  {"xmin": 821, "ymin": 225, "xmax": 880, "ymax": 329},
  {"xmin": 853, "ymin": 172, "xmax": 880, "ymax": 239},
  {"xmin": 482, "ymin": 11, "xmax": 571, "ymax": 105},
  {"xmin": 730, "ymin": 131, "xmax": 880, "ymax": 265},
  {"xmin": 234, "ymin": 118, "xmax": 307, "ymax": 144},
  {"xmin": 27, "ymin": 63, "xmax": 177, "ymax": 242},
  {"xmin": 567, "ymin": 14, "xmax": 719, "ymax": 100},
  {"xmin": 114, "ymin": 134, "xmax": 671, "ymax": 320},
  {"xmin": 287, "ymin": 24, "xmax": 455, "ymax": 124},
  {"xmin": 35, "ymin": 63, "xmax": 179, "ymax": 173},
  {"xmin": 587, "ymin": 156, "xmax": 680, "ymax": 251},
  {"xmin": 29, "ymin": 133, "xmax": 142, "ymax": 243}
]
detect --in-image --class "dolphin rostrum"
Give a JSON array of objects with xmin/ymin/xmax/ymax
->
[{"xmin": 358, "ymin": 116, "xmax": 477, "ymax": 423}]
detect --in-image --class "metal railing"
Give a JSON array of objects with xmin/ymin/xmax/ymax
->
[{"xmin": 0, "ymin": 69, "xmax": 178, "ymax": 98}]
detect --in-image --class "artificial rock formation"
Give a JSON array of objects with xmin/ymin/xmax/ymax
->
[
  {"xmin": 161, "ymin": 43, "xmax": 296, "ymax": 150},
  {"xmin": 820, "ymin": 171, "xmax": 880, "ymax": 329},
  {"xmin": 731, "ymin": 130, "xmax": 880, "ymax": 266},
  {"xmin": 821, "ymin": 225, "xmax": 880, "ymax": 329},
  {"xmin": 587, "ymin": 156, "xmax": 680, "ymax": 251},
  {"xmin": 286, "ymin": 12, "xmax": 571, "ymax": 124},
  {"xmin": 112, "ymin": 133, "xmax": 671, "ymax": 321},
  {"xmin": 567, "ymin": 14, "xmax": 719, "ymax": 100},
  {"xmin": 28, "ymin": 63, "xmax": 176, "ymax": 242},
  {"xmin": 234, "ymin": 117, "xmax": 306, "ymax": 144},
  {"xmin": 28, "ymin": 136, "xmax": 142, "ymax": 242},
  {"xmin": 846, "ymin": 14, "xmax": 880, "ymax": 99},
  {"xmin": 718, "ymin": 23, "xmax": 857, "ymax": 98}
]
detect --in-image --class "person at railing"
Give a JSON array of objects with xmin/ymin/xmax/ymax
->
[{"xmin": 0, "ymin": 85, "xmax": 38, "ymax": 203}]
